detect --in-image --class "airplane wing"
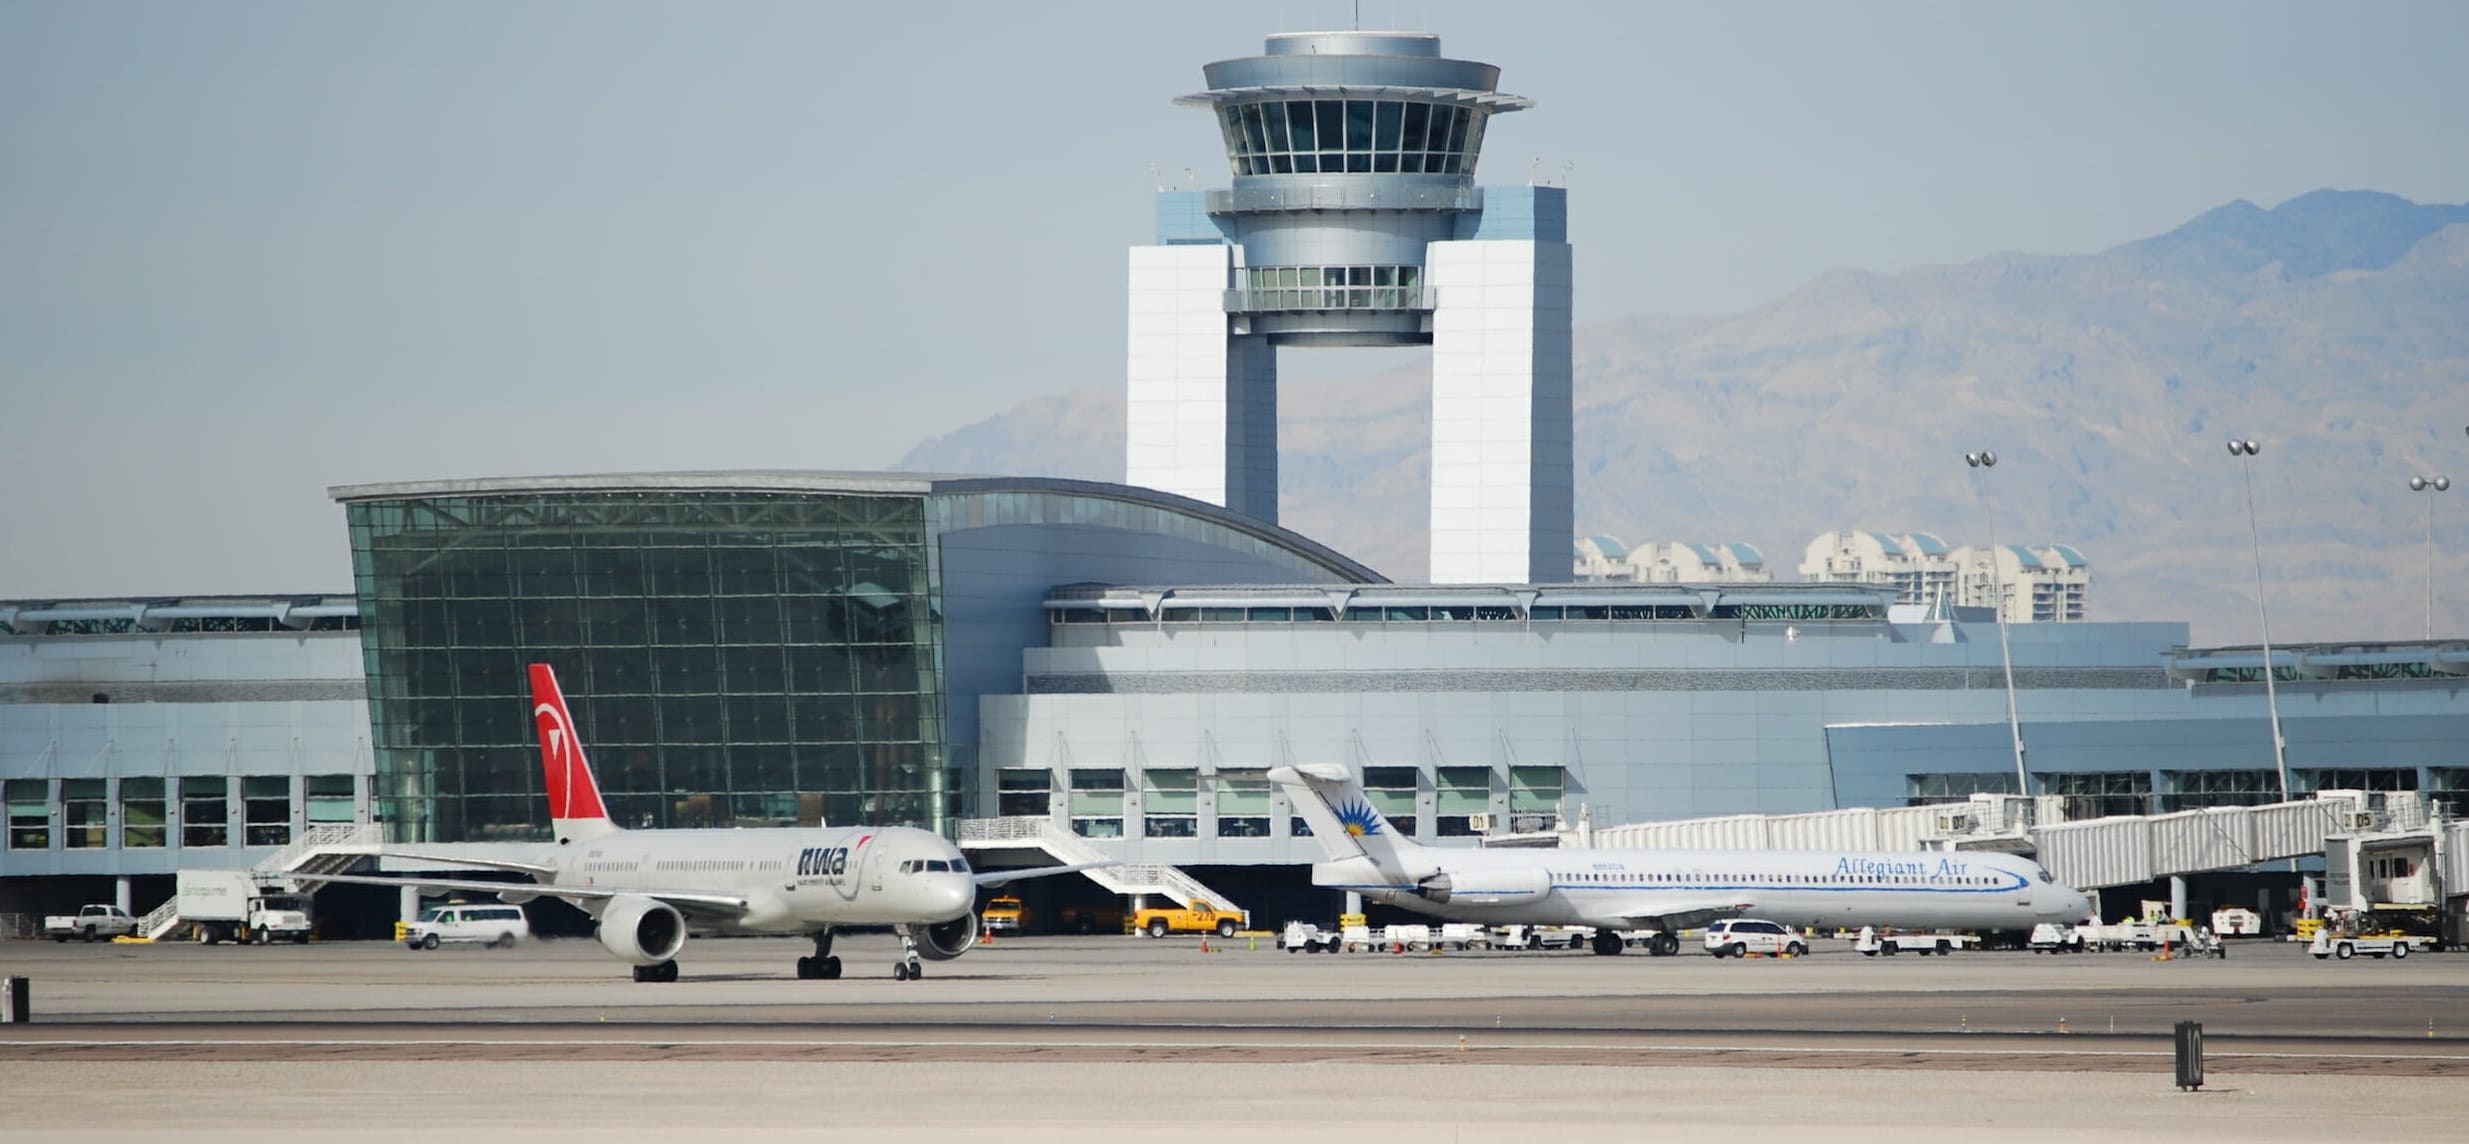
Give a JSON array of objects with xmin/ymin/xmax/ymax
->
[
  {"xmin": 372, "ymin": 851, "xmax": 563, "ymax": 879},
  {"xmin": 288, "ymin": 870, "xmax": 755, "ymax": 923},
  {"xmin": 1590, "ymin": 897, "xmax": 1757, "ymax": 933},
  {"xmin": 972, "ymin": 860, "xmax": 1119, "ymax": 888}
]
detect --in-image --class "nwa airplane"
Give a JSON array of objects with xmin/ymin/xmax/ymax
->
[
  {"xmin": 1270, "ymin": 764, "xmax": 2091, "ymax": 956},
  {"xmin": 299, "ymin": 664, "xmax": 1100, "ymax": 983}
]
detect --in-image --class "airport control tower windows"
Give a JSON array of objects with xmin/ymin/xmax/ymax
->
[
  {"xmin": 1219, "ymin": 99, "xmax": 1487, "ymax": 178},
  {"xmin": 1236, "ymin": 265, "xmax": 1426, "ymax": 312}
]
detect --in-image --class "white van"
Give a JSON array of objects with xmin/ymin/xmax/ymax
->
[{"xmin": 405, "ymin": 904, "xmax": 529, "ymax": 950}]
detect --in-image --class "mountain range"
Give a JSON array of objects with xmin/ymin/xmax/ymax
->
[{"xmin": 897, "ymin": 190, "xmax": 2469, "ymax": 645}]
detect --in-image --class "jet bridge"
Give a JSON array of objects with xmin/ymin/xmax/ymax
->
[{"xmin": 1581, "ymin": 791, "xmax": 2411, "ymax": 892}]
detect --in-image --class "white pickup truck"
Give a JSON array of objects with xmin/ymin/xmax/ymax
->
[
  {"xmin": 2309, "ymin": 931, "xmax": 2437, "ymax": 960},
  {"xmin": 44, "ymin": 904, "xmax": 138, "ymax": 942}
]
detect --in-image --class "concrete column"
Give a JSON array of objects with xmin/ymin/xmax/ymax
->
[
  {"xmin": 1127, "ymin": 244, "xmax": 1281, "ymax": 522},
  {"xmin": 1344, "ymin": 891, "xmax": 1363, "ymax": 918},
  {"xmin": 114, "ymin": 876, "xmax": 132, "ymax": 914},
  {"xmin": 1425, "ymin": 236, "xmax": 1574, "ymax": 583},
  {"xmin": 2170, "ymin": 875, "xmax": 2189, "ymax": 922},
  {"xmin": 399, "ymin": 884, "xmax": 422, "ymax": 925}
]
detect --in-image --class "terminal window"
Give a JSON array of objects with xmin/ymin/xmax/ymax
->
[
  {"xmin": 1220, "ymin": 98, "xmax": 1486, "ymax": 176},
  {"xmin": 5, "ymin": 779, "xmax": 47, "ymax": 850},
  {"xmin": 60, "ymin": 779, "xmax": 107, "ymax": 849},
  {"xmin": 120, "ymin": 777, "xmax": 166, "ymax": 848},
  {"xmin": 2296, "ymin": 768, "xmax": 2418, "ymax": 793},
  {"xmin": 243, "ymin": 776, "xmax": 291, "ymax": 847},
  {"xmin": 2163, "ymin": 769, "xmax": 2281, "ymax": 811},
  {"xmin": 2037, "ymin": 771, "xmax": 2152, "ymax": 819},
  {"xmin": 1904, "ymin": 773, "xmax": 2019, "ymax": 806},
  {"xmin": 181, "ymin": 776, "xmax": 228, "ymax": 848}
]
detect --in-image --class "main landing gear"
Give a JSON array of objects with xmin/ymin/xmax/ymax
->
[
  {"xmin": 1590, "ymin": 930, "xmax": 1625, "ymax": 956},
  {"xmin": 632, "ymin": 960, "xmax": 680, "ymax": 983},
  {"xmin": 891, "ymin": 931, "xmax": 925, "ymax": 982},
  {"xmin": 795, "ymin": 931, "xmax": 843, "ymax": 980}
]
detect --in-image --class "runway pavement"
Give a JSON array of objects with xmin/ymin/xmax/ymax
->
[{"xmin": 4, "ymin": 933, "xmax": 2467, "ymax": 1138}]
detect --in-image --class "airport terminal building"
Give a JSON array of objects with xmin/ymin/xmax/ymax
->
[{"xmin": 4, "ymin": 30, "xmax": 2465, "ymax": 930}]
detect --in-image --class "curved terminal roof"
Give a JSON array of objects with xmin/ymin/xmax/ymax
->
[
  {"xmin": 1046, "ymin": 581, "xmax": 1901, "ymax": 622},
  {"xmin": 329, "ymin": 470, "xmax": 1385, "ymax": 585}
]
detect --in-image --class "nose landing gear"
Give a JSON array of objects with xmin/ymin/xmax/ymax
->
[{"xmin": 892, "ymin": 931, "xmax": 925, "ymax": 981}]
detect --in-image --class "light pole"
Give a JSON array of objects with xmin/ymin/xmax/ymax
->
[
  {"xmin": 1965, "ymin": 450, "xmax": 2028, "ymax": 797},
  {"xmin": 2410, "ymin": 474, "xmax": 2450, "ymax": 639},
  {"xmin": 2228, "ymin": 439, "xmax": 2290, "ymax": 802}
]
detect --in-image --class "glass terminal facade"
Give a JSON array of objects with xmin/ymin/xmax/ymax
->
[{"xmin": 347, "ymin": 491, "xmax": 945, "ymax": 843}]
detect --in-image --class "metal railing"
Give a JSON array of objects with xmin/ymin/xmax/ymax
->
[
  {"xmin": 1206, "ymin": 182, "xmax": 1481, "ymax": 215},
  {"xmin": 955, "ymin": 817, "xmax": 1245, "ymax": 922},
  {"xmin": 136, "ymin": 897, "xmax": 184, "ymax": 941},
  {"xmin": 1223, "ymin": 284, "xmax": 1433, "ymax": 313}
]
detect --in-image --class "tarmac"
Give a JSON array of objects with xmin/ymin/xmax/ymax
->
[{"xmin": 4, "ymin": 932, "xmax": 2468, "ymax": 1139}]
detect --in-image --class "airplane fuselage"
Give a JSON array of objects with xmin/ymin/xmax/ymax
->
[
  {"xmin": 1319, "ymin": 844, "xmax": 2089, "ymax": 931},
  {"xmin": 545, "ymin": 824, "xmax": 975, "ymax": 935}
]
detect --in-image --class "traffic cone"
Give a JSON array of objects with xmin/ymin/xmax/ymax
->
[{"xmin": 1199, "ymin": 935, "xmax": 1209, "ymax": 953}]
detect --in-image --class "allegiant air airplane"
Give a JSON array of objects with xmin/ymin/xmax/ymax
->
[
  {"xmin": 297, "ymin": 664, "xmax": 1102, "ymax": 983},
  {"xmin": 1269, "ymin": 764, "xmax": 2091, "ymax": 956}
]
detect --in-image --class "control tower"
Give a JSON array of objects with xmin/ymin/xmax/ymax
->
[{"xmin": 1127, "ymin": 31, "xmax": 1572, "ymax": 584}]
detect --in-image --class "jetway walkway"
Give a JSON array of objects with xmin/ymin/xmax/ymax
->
[
  {"xmin": 957, "ymin": 817, "xmax": 1246, "ymax": 920},
  {"xmin": 1582, "ymin": 791, "xmax": 2426, "ymax": 891}
]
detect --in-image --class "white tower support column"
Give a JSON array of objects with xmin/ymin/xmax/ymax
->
[
  {"xmin": 1126, "ymin": 245, "xmax": 1279, "ymax": 523},
  {"xmin": 1426, "ymin": 238, "xmax": 1574, "ymax": 583}
]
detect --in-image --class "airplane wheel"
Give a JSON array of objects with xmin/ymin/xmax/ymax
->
[
  {"xmin": 796, "ymin": 955, "xmax": 817, "ymax": 979},
  {"xmin": 907, "ymin": 960, "xmax": 924, "ymax": 980},
  {"xmin": 824, "ymin": 956, "xmax": 842, "ymax": 979},
  {"xmin": 893, "ymin": 961, "xmax": 912, "ymax": 981},
  {"xmin": 1655, "ymin": 933, "xmax": 1679, "ymax": 957}
]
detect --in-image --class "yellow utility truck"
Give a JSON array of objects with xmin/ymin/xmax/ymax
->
[{"xmin": 1131, "ymin": 899, "xmax": 1245, "ymax": 939}]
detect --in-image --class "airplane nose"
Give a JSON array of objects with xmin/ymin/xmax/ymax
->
[{"xmin": 937, "ymin": 879, "xmax": 971, "ymax": 919}]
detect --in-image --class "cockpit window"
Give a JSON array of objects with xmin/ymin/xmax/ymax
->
[
  {"xmin": 925, "ymin": 859, "xmax": 949, "ymax": 872},
  {"xmin": 2035, "ymin": 866, "xmax": 2054, "ymax": 884},
  {"xmin": 951, "ymin": 857, "xmax": 970, "ymax": 873}
]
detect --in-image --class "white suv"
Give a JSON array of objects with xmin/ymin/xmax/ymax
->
[
  {"xmin": 1703, "ymin": 919, "xmax": 1808, "ymax": 958},
  {"xmin": 405, "ymin": 904, "xmax": 530, "ymax": 950}
]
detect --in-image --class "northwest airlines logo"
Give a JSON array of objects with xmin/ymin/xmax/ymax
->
[
  {"xmin": 1333, "ymin": 798, "xmax": 1383, "ymax": 838},
  {"xmin": 533, "ymin": 699, "xmax": 601, "ymax": 819}
]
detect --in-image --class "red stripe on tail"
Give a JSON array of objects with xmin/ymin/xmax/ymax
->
[{"xmin": 528, "ymin": 663, "xmax": 608, "ymax": 824}]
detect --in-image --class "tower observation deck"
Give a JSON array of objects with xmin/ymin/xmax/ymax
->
[{"xmin": 1128, "ymin": 32, "xmax": 1573, "ymax": 584}]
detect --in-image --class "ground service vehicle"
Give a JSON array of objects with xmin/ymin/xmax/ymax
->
[
  {"xmin": 2210, "ymin": 907, "xmax": 2264, "ymax": 937},
  {"xmin": 2310, "ymin": 930, "xmax": 2436, "ymax": 960},
  {"xmin": 1855, "ymin": 926, "xmax": 1976, "ymax": 956},
  {"xmin": 1281, "ymin": 921, "xmax": 1340, "ymax": 952},
  {"xmin": 405, "ymin": 903, "xmax": 530, "ymax": 949},
  {"xmin": 1133, "ymin": 899, "xmax": 1244, "ymax": 938},
  {"xmin": 1704, "ymin": 919, "xmax": 1808, "ymax": 957},
  {"xmin": 2029, "ymin": 923, "xmax": 2088, "ymax": 952},
  {"xmin": 980, "ymin": 896, "xmax": 1027, "ymax": 934},
  {"xmin": 44, "ymin": 904, "xmax": 137, "ymax": 942},
  {"xmin": 177, "ymin": 869, "xmax": 314, "ymax": 944}
]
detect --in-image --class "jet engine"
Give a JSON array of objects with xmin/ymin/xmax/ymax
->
[
  {"xmin": 1418, "ymin": 866, "xmax": 1553, "ymax": 906},
  {"xmin": 900, "ymin": 912, "xmax": 978, "ymax": 960},
  {"xmin": 596, "ymin": 894, "xmax": 687, "ymax": 966}
]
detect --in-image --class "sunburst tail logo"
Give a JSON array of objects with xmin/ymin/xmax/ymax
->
[{"xmin": 1334, "ymin": 798, "xmax": 1383, "ymax": 838}]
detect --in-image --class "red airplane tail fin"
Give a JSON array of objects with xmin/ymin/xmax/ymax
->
[{"xmin": 529, "ymin": 663, "xmax": 618, "ymax": 842}]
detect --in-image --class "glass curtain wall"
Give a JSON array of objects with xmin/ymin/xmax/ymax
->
[
  {"xmin": 347, "ymin": 491, "xmax": 946, "ymax": 844},
  {"xmin": 1219, "ymin": 98, "xmax": 1487, "ymax": 176}
]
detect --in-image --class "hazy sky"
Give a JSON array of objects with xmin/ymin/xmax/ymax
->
[{"xmin": 4, "ymin": 1, "xmax": 2465, "ymax": 598}]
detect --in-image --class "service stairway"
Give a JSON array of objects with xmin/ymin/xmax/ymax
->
[
  {"xmin": 135, "ymin": 822, "xmax": 385, "ymax": 940},
  {"xmin": 957, "ymin": 816, "xmax": 1246, "ymax": 921}
]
